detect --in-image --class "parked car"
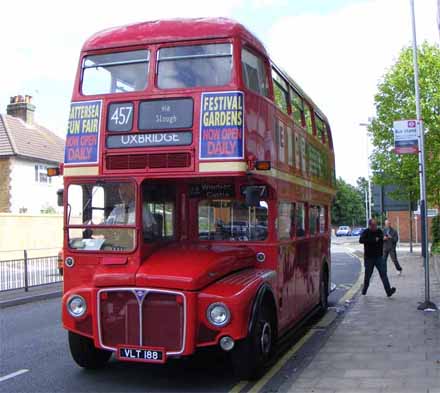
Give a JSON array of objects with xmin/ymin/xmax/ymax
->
[
  {"xmin": 336, "ymin": 226, "xmax": 351, "ymax": 236},
  {"xmin": 351, "ymin": 227, "xmax": 365, "ymax": 236}
]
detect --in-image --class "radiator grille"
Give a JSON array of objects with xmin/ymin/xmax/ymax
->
[
  {"xmin": 106, "ymin": 153, "xmax": 191, "ymax": 170},
  {"xmin": 142, "ymin": 293, "xmax": 184, "ymax": 351},
  {"xmin": 98, "ymin": 289, "xmax": 185, "ymax": 354}
]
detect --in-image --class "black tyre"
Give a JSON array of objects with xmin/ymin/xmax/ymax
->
[
  {"xmin": 68, "ymin": 331, "xmax": 112, "ymax": 369},
  {"xmin": 319, "ymin": 267, "xmax": 329, "ymax": 313},
  {"xmin": 231, "ymin": 305, "xmax": 275, "ymax": 380}
]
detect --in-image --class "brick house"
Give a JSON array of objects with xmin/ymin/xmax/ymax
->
[
  {"xmin": 0, "ymin": 95, "xmax": 64, "ymax": 214},
  {"xmin": 387, "ymin": 209, "xmax": 437, "ymax": 243}
]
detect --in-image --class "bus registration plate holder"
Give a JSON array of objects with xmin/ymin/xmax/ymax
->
[{"xmin": 116, "ymin": 345, "xmax": 166, "ymax": 364}]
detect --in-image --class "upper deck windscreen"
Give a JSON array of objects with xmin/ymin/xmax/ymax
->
[
  {"xmin": 82, "ymin": 50, "xmax": 150, "ymax": 95},
  {"xmin": 157, "ymin": 43, "xmax": 232, "ymax": 89}
]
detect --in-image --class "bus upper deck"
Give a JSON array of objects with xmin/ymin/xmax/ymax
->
[{"xmin": 64, "ymin": 18, "xmax": 334, "ymax": 197}]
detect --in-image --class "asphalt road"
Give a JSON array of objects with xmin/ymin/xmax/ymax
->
[{"xmin": 0, "ymin": 247, "xmax": 360, "ymax": 393}]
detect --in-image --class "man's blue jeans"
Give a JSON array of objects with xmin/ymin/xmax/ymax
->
[{"xmin": 363, "ymin": 256, "xmax": 392, "ymax": 295}]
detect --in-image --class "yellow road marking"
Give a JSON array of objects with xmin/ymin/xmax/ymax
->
[
  {"xmin": 247, "ymin": 330, "xmax": 315, "ymax": 393},
  {"xmin": 229, "ymin": 251, "xmax": 363, "ymax": 393},
  {"xmin": 338, "ymin": 253, "xmax": 364, "ymax": 305},
  {"xmin": 229, "ymin": 380, "xmax": 248, "ymax": 393}
]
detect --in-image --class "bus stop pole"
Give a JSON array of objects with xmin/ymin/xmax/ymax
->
[{"xmin": 410, "ymin": 0, "xmax": 437, "ymax": 311}]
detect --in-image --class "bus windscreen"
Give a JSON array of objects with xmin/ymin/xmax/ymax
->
[
  {"xmin": 82, "ymin": 50, "xmax": 150, "ymax": 95},
  {"xmin": 157, "ymin": 43, "xmax": 232, "ymax": 89}
]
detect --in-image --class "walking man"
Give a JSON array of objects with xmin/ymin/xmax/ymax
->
[
  {"xmin": 359, "ymin": 219, "xmax": 396, "ymax": 297},
  {"xmin": 383, "ymin": 219, "xmax": 402, "ymax": 274}
]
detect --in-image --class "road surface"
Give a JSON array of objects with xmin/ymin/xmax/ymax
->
[{"xmin": 0, "ymin": 247, "xmax": 360, "ymax": 393}]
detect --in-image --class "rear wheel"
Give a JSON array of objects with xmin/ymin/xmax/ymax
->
[
  {"xmin": 68, "ymin": 331, "xmax": 112, "ymax": 369},
  {"xmin": 231, "ymin": 305, "xmax": 275, "ymax": 380}
]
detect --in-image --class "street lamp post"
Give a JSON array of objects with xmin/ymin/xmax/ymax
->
[{"xmin": 360, "ymin": 122, "xmax": 372, "ymax": 221}]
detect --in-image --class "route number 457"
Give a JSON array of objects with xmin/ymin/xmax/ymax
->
[{"xmin": 111, "ymin": 106, "xmax": 133, "ymax": 125}]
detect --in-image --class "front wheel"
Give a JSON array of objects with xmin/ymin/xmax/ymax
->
[
  {"xmin": 231, "ymin": 305, "xmax": 275, "ymax": 380},
  {"xmin": 68, "ymin": 331, "xmax": 112, "ymax": 369}
]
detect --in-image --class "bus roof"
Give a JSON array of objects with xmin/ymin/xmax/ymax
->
[
  {"xmin": 82, "ymin": 17, "xmax": 267, "ymax": 55},
  {"xmin": 82, "ymin": 17, "xmax": 331, "ymax": 130}
]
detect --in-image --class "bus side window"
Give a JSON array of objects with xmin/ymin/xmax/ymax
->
[
  {"xmin": 295, "ymin": 202, "xmax": 305, "ymax": 237},
  {"xmin": 290, "ymin": 88, "xmax": 304, "ymax": 127},
  {"xmin": 304, "ymin": 104, "xmax": 313, "ymax": 135},
  {"xmin": 309, "ymin": 206, "xmax": 319, "ymax": 236},
  {"xmin": 315, "ymin": 114, "xmax": 326, "ymax": 144},
  {"xmin": 272, "ymin": 69, "xmax": 289, "ymax": 114},
  {"xmin": 241, "ymin": 48, "xmax": 269, "ymax": 97},
  {"xmin": 319, "ymin": 206, "xmax": 326, "ymax": 233},
  {"xmin": 278, "ymin": 202, "xmax": 294, "ymax": 240}
]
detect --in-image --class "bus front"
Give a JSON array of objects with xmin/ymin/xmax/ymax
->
[{"xmin": 61, "ymin": 19, "xmax": 277, "ymax": 377}]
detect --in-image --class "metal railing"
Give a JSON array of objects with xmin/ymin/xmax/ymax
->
[{"xmin": 0, "ymin": 250, "xmax": 62, "ymax": 292}]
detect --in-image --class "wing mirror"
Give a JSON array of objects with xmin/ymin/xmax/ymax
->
[{"xmin": 57, "ymin": 189, "xmax": 64, "ymax": 207}]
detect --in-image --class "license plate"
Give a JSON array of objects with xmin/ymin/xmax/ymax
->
[{"xmin": 116, "ymin": 346, "xmax": 166, "ymax": 364}]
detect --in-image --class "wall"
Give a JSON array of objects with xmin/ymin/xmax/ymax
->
[
  {"xmin": 9, "ymin": 157, "xmax": 63, "ymax": 214},
  {"xmin": 0, "ymin": 213, "xmax": 63, "ymax": 260},
  {"xmin": 0, "ymin": 158, "xmax": 11, "ymax": 212},
  {"xmin": 387, "ymin": 210, "xmax": 434, "ymax": 243}
]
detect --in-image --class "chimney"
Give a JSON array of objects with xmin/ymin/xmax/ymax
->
[{"xmin": 6, "ymin": 95, "xmax": 36, "ymax": 124}]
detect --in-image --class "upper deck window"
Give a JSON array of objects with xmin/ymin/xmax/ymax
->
[
  {"xmin": 157, "ymin": 43, "xmax": 232, "ymax": 89},
  {"xmin": 82, "ymin": 50, "xmax": 149, "ymax": 95},
  {"xmin": 290, "ymin": 88, "xmax": 304, "ymax": 126},
  {"xmin": 315, "ymin": 114, "xmax": 326, "ymax": 144},
  {"xmin": 241, "ymin": 48, "xmax": 269, "ymax": 97},
  {"xmin": 272, "ymin": 69, "xmax": 289, "ymax": 114},
  {"xmin": 304, "ymin": 104, "xmax": 314, "ymax": 134}
]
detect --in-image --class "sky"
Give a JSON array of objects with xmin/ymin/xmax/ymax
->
[{"xmin": 1, "ymin": 0, "xmax": 439, "ymax": 184}]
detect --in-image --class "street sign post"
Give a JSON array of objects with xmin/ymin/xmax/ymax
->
[{"xmin": 409, "ymin": 0, "xmax": 437, "ymax": 311}]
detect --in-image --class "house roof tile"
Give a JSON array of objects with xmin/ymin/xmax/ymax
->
[{"xmin": 0, "ymin": 114, "xmax": 64, "ymax": 164}]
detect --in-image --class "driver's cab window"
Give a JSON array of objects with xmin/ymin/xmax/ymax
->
[
  {"xmin": 67, "ymin": 182, "xmax": 135, "ymax": 251},
  {"xmin": 142, "ymin": 183, "xmax": 175, "ymax": 241}
]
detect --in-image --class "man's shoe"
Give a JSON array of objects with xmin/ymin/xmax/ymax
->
[
  {"xmin": 387, "ymin": 287, "xmax": 396, "ymax": 297},
  {"xmin": 362, "ymin": 288, "xmax": 367, "ymax": 295},
  {"xmin": 398, "ymin": 269, "xmax": 402, "ymax": 276}
]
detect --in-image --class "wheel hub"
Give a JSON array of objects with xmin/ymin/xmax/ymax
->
[{"xmin": 260, "ymin": 322, "xmax": 272, "ymax": 355}]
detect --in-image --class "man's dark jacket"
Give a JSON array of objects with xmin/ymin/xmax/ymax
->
[
  {"xmin": 383, "ymin": 226, "xmax": 398, "ymax": 250},
  {"xmin": 359, "ymin": 228, "xmax": 384, "ymax": 258}
]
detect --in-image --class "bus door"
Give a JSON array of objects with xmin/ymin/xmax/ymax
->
[
  {"xmin": 277, "ymin": 202, "xmax": 297, "ymax": 326},
  {"xmin": 292, "ymin": 202, "xmax": 312, "ymax": 317}
]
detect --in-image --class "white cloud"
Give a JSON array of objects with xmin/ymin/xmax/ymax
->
[
  {"xmin": 267, "ymin": 0, "xmax": 439, "ymax": 184},
  {"xmin": 0, "ymin": 0, "xmax": 241, "ymax": 135},
  {"xmin": 2, "ymin": 0, "xmax": 438, "ymax": 186}
]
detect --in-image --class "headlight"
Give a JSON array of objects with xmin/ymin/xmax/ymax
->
[
  {"xmin": 207, "ymin": 303, "xmax": 231, "ymax": 327},
  {"xmin": 67, "ymin": 295, "xmax": 87, "ymax": 318}
]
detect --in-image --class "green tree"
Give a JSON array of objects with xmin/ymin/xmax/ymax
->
[
  {"xmin": 331, "ymin": 177, "xmax": 365, "ymax": 227},
  {"xmin": 369, "ymin": 42, "xmax": 440, "ymax": 208}
]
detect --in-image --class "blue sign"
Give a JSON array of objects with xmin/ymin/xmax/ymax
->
[
  {"xmin": 64, "ymin": 100, "xmax": 102, "ymax": 164},
  {"xmin": 199, "ymin": 91, "xmax": 244, "ymax": 160}
]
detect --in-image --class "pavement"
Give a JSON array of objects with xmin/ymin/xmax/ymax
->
[
  {"xmin": 280, "ymin": 251, "xmax": 440, "ymax": 393},
  {"xmin": 0, "ymin": 282, "xmax": 62, "ymax": 308}
]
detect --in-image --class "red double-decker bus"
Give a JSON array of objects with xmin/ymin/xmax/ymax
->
[{"xmin": 59, "ymin": 18, "xmax": 335, "ymax": 379}]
